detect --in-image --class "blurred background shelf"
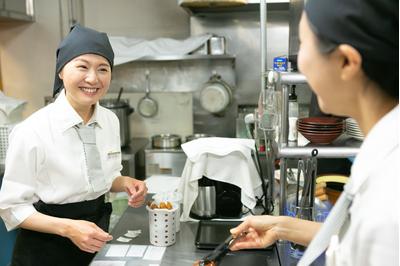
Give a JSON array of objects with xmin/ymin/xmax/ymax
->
[{"xmin": 133, "ymin": 54, "xmax": 236, "ymax": 62}]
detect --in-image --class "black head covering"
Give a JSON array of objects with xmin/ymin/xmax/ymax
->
[
  {"xmin": 53, "ymin": 24, "xmax": 114, "ymax": 97},
  {"xmin": 305, "ymin": 0, "xmax": 399, "ymax": 99}
]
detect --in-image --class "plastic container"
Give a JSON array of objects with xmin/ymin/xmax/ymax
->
[{"xmin": 147, "ymin": 205, "xmax": 178, "ymax": 247}]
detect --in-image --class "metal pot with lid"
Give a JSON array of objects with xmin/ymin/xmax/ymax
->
[
  {"xmin": 151, "ymin": 134, "xmax": 182, "ymax": 149},
  {"xmin": 185, "ymin": 133, "xmax": 215, "ymax": 142},
  {"xmin": 100, "ymin": 98, "xmax": 134, "ymax": 147}
]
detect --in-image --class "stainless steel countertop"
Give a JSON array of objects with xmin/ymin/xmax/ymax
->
[{"xmin": 93, "ymin": 199, "xmax": 282, "ymax": 265}]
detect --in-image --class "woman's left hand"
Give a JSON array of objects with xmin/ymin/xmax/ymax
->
[{"xmin": 124, "ymin": 178, "xmax": 148, "ymax": 208}]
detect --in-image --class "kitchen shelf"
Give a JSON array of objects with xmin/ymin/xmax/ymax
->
[
  {"xmin": 273, "ymin": 71, "xmax": 362, "ymax": 216},
  {"xmin": 278, "ymin": 135, "xmax": 362, "ymax": 159},
  {"xmin": 180, "ymin": 0, "xmax": 289, "ymax": 16},
  {"xmin": 133, "ymin": 54, "xmax": 235, "ymax": 62}
]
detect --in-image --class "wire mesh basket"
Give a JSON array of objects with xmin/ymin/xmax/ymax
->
[{"xmin": 0, "ymin": 124, "xmax": 14, "ymax": 163}]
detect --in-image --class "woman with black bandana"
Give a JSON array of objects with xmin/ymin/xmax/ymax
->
[
  {"xmin": 0, "ymin": 25, "xmax": 148, "ymax": 265},
  {"xmin": 230, "ymin": 0, "xmax": 398, "ymax": 265}
]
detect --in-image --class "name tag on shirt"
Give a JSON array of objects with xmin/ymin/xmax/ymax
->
[{"xmin": 107, "ymin": 151, "xmax": 121, "ymax": 159}]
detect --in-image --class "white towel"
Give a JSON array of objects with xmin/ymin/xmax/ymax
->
[
  {"xmin": 109, "ymin": 34, "xmax": 212, "ymax": 66},
  {"xmin": 178, "ymin": 137, "xmax": 263, "ymax": 221}
]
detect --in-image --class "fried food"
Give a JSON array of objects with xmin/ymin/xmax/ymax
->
[
  {"xmin": 193, "ymin": 260, "xmax": 217, "ymax": 266},
  {"xmin": 148, "ymin": 201, "xmax": 174, "ymax": 210}
]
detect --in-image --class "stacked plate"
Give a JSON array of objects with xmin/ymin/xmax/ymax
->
[
  {"xmin": 345, "ymin": 118, "xmax": 364, "ymax": 141},
  {"xmin": 297, "ymin": 117, "xmax": 344, "ymax": 145}
]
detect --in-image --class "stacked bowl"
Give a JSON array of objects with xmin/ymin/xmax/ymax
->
[
  {"xmin": 345, "ymin": 118, "xmax": 364, "ymax": 141},
  {"xmin": 297, "ymin": 117, "xmax": 344, "ymax": 144}
]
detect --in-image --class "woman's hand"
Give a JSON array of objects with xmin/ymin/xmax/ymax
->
[
  {"xmin": 64, "ymin": 219, "xmax": 113, "ymax": 253},
  {"xmin": 229, "ymin": 215, "xmax": 280, "ymax": 251},
  {"xmin": 111, "ymin": 176, "xmax": 148, "ymax": 208},
  {"xmin": 124, "ymin": 178, "xmax": 148, "ymax": 208}
]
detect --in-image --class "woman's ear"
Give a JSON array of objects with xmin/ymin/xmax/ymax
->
[
  {"xmin": 58, "ymin": 71, "xmax": 63, "ymax": 80},
  {"xmin": 336, "ymin": 44, "xmax": 363, "ymax": 81}
]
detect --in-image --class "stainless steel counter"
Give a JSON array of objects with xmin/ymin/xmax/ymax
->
[{"xmin": 93, "ymin": 201, "xmax": 281, "ymax": 265}]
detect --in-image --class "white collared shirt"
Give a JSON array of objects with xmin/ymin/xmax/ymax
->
[
  {"xmin": 326, "ymin": 105, "xmax": 399, "ymax": 265},
  {"xmin": 0, "ymin": 91, "xmax": 122, "ymax": 230}
]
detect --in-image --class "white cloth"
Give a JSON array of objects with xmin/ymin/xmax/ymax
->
[
  {"xmin": 0, "ymin": 91, "xmax": 26, "ymax": 116},
  {"xmin": 178, "ymin": 137, "xmax": 263, "ymax": 221},
  {"xmin": 0, "ymin": 90, "xmax": 122, "ymax": 230},
  {"xmin": 109, "ymin": 34, "xmax": 212, "ymax": 65},
  {"xmin": 302, "ymin": 105, "xmax": 399, "ymax": 266}
]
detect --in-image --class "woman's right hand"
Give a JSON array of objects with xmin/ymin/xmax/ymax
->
[
  {"xmin": 229, "ymin": 215, "xmax": 280, "ymax": 251},
  {"xmin": 63, "ymin": 219, "xmax": 113, "ymax": 253}
]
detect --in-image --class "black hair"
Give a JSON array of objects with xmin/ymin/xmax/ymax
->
[{"xmin": 314, "ymin": 30, "xmax": 399, "ymax": 100}]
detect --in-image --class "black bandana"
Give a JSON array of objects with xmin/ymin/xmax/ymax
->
[
  {"xmin": 305, "ymin": 0, "xmax": 399, "ymax": 97},
  {"xmin": 53, "ymin": 24, "xmax": 114, "ymax": 97}
]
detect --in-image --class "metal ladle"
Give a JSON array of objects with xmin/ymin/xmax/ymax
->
[{"xmin": 138, "ymin": 70, "xmax": 158, "ymax": 118}]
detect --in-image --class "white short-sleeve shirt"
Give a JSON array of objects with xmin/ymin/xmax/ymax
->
[{"xmin": 0, "ymin": 90, "xmax": 122, "ymax": 230}]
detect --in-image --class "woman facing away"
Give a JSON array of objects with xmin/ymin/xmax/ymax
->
[
  {"xmin": 230, "ymin": 0, "xmax": 399, "ymax": 265},
  {"xmin": 0, "ymin": 24, "xmax": 148, "ymax": 265}
]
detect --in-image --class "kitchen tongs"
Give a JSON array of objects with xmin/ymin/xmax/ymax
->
[{"xmin": 198, "ymin": 232, "xmax": 247, "ymax": 266}]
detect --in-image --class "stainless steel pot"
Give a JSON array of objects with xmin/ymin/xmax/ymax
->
[
  {"xmin": 185, "ymin": 133, "xmax": 215, "ymax": 142},
  {"xmin": 100, "ymin": 99, "xmax": 134, "ymax": 147},
  {"xmin": 151, "ymin": 134, "xmax": 182, "ymax": 149}
]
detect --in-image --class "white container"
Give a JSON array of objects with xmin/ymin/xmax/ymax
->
[
  {"xmin": 152, "ymin": 192, "xmax": 182, "ymax": 232},
  {"xmin": 147, "ymin": 206, "xmax": 178, "ymax": 247}
]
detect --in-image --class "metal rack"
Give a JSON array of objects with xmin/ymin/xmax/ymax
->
[
  {"xmin": 133, "ymin": 54, "xmax": 235, "ymax": 62},
  {"xmin": 276, "ymin": 71, "xmax": 362, "ymax": 215}
]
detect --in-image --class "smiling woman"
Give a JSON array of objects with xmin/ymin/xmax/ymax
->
[
  {"xmin": 59, "ymin": 54, "xmax": 112, "ymax": 123},
  {"xmin": 0, "ymin": 24, "xmax": 148, "ymax": 266}
]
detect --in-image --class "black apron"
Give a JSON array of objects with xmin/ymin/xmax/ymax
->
[{"xmin": 11, "ymin": 195, "xmax": 112, "ymax": 266}]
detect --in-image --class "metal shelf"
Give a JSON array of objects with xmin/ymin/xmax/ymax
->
[
  {"xmin": 180, "ymin": 0, "xmax": 289, "ymax": 16},
  {"xmin": 132, "ymin": 54, "xmax": 236, "ymax": 62},
  {"xmin": 278, "ymin": 135, "xmax": 362, "ymax": 159}
]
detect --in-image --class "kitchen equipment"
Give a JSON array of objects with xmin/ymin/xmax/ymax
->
[
  {"xmin": 147, "ymin": 205, "xmax": 178, "ymax": 247},
  {"xmin": 116, "ymin": 87, "xmax": 123, "ymax": 102},
  {"xmin": 200, "ymin": 74, "xmax": 232, "ymax": 114},
  {"xmin": 100, "ymin": 98, "xmax": 134, "ymax": 147},
  {"xmin": 297, "ymin": 117, "xmax": 344, "ymax": 144},
  {"xmin": 290, "ymin": 149, "xmax": 318, "ymax": 259},
  {"xmin": 185, "ymin": 133, "xmax": 215, "ymax": 142},
  {"xmin": 345, "ymin": 118, "xmax": 364, "ymax": 141},
  {"xmin": 190, "ymin": 177, "xmax": 242, "ymax": 220},
  {"xmin": 138, "ymin": 70, "xmax": 158, "ymax": 118},
  {"xmin": 208, "ymin": 36, "xmax": 226, "ymax": 55},
  {"xmin": 179, "ymin": 0, "xmax": 248, "ymax": 8},
  {"xmin": 145, "ymin": 148, "xmax": 186, "ymax": 177},
  {"xmin": 195, "ymin": 220, "xmax": 241, "ymax": 249},
  {"xmin": 190, "ymin": 176, "xmax": 217, "ymax": 219},
  {"xmin": 151, "ymin": 134, "xmax": 182, "ymax": 149},
  {"xmin": 196, "ymin": 231, "xmax": 248, "ymax": 266}
]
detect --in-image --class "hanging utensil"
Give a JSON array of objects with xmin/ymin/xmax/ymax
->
[
  {"xmin": 138, "ymin": 70, "xmax": 158, "ymax": 118},
  {"xmin": 116, "ymin": 87, "xmax": 123, "ymax": 102}
]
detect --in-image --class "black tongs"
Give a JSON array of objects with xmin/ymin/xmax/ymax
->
[{"xmin": 198, "ymin": 232, "xmax": 247, "ymax": 266}]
